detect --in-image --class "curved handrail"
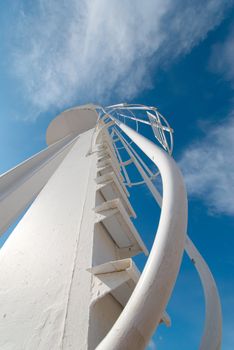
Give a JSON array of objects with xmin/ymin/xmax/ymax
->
[
  {"xmin": 185, "ymin": 237, "xmax": 222, "ymax": 350},
  {"xmin": 96, "ymin": 122, "xmax": 187, "ymax": 349},
  {"xmin": 114, "ymin": 127, "xmax": 222, "ymax": 350}
]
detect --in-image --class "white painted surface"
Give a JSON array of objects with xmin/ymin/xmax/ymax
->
[
  {"xmin": 0, "ymin": 134, "xmax": 77, "ymax": 236},
  {"xmin": 97, "ymin": 122, "xmax": 188, "ymax": 350},
  {"xmin": 115, "ymin": 126, "xmax": 222, "ymax": 350},
  {"xmin": 185, "ymin": 237, "xmax": 222, "ymax": 350},
  {"xmin": 88, "ymin": 294, "xmax": 123, "ymax": 350},
  {"xmin": 0, "ymin": 118, "xmax": 147, "ymax": 350},
  {"xmin": 46, "ymin": 104, "xmax": 98, "ymax": 145},
  {"xmin": 0, "ymin": 104, "xmax": 220, "ymax": 350},
  {"xmin": 0, "ymin": 130, "xmax": 97, "ymax": 349}
]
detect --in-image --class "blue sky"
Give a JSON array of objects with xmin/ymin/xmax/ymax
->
[{"xmin": 0, "ymin": 1, "xmax": 234, "ymax": 349}]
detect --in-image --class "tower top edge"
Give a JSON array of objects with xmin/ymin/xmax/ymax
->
[{"xmin": 46, "ymin": 104, "xmax": 99, "ymax": 146}]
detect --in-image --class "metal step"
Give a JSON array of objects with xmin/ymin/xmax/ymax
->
[
  {"xmin": 95, "ymin": 171, "xmax": 129, "ymax": 197},
  {"xmin": 95, "ymin": 198, "xmax": 148, "ymax": 257},
  {"xmin": 96, "ymin": 174, "xmax": 136, "ymax": 218},
  {"xmin": 88, "ymin": 258, "xmax": 171, "ymax": 327},
  {"xmin": 97, "ymin": 156, "xmax": 121, "ymax": 173},
  {"xmin": 97, "ymin": 162, "xmax": 124, "ymax": 184}
]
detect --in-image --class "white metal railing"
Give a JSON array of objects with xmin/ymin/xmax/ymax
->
[
  {"xmin": 0, "ymin": 103, "xmax": 222, "ymax": 349},
  {"xmin": 96, "ymin": 104, "xmax": 222, "ymax": 350},
  {"xmin": 96, "ymin": 118, "xmax": 187, "ymax": 349}
]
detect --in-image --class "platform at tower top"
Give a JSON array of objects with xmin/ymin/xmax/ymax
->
[{"xmin": 46, "ymin": 104, "xmax": 98, "ymax": 145}]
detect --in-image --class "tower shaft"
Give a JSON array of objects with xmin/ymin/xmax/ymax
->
[
  {"xmin": 0, "ymin": 124, "xmax": 146, "ymax": 349},
  {"xmin": 0, "ymin": 104, "xmax": 222, "ymax": 350}
]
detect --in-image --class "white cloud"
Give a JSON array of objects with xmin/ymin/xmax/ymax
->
[
  {"xmin": 148, "ymin": 339, "xmax": 157, "ymax": 350},
  {"xmin": 179, "ymin": 113, "xmax": 234, "ymax": 215},
  {"xmin": 5, "ymin": 0, "xmax": 233, "ymax": 119},
  {"xmin": 209, "ymin": 25, "xmax": 234, "ymax": 86}
]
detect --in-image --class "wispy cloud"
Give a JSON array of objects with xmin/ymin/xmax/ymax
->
[
  {"xmin": 209, "ymin": 24, "xmax": 234, "ymax": 87},
  {"xmin": 179, "ymin": 24, "xmax": 234, "ymax": 216},
  {"xmin": 4, "ymin": 0, "xmax": 233, "ymax": 119},
  {"xmin": 179, "ymin": 113, "xmax": 234, "ymax": 215},
  {"xmin": 147, "ymin": 339, "xmax": 157, "ymax": 350}
]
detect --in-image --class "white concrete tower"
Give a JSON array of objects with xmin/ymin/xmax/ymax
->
[{"xmin": 0, "ymin": 104, "xmax": 222, "ymax": 350}]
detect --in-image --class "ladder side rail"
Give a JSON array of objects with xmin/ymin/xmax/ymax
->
[
  {"xmin": 97, "ymin": 121, "xmax": 187, "ymax": 350},
  {"xmin": 115, "ymin": 127, "xmax": 222, "ymax": 350}
]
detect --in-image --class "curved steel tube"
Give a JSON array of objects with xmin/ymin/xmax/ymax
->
[
  {"xmin": 97, "ymin": 122, "xmax": 187, "ymax": 349},
  {"xmin": 114, "ymin": 127, "xmax": 222, "ymax": 350},
  {"xmin": 185, "ymin": 238, "xmax": 222, "ymax": 350}
]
